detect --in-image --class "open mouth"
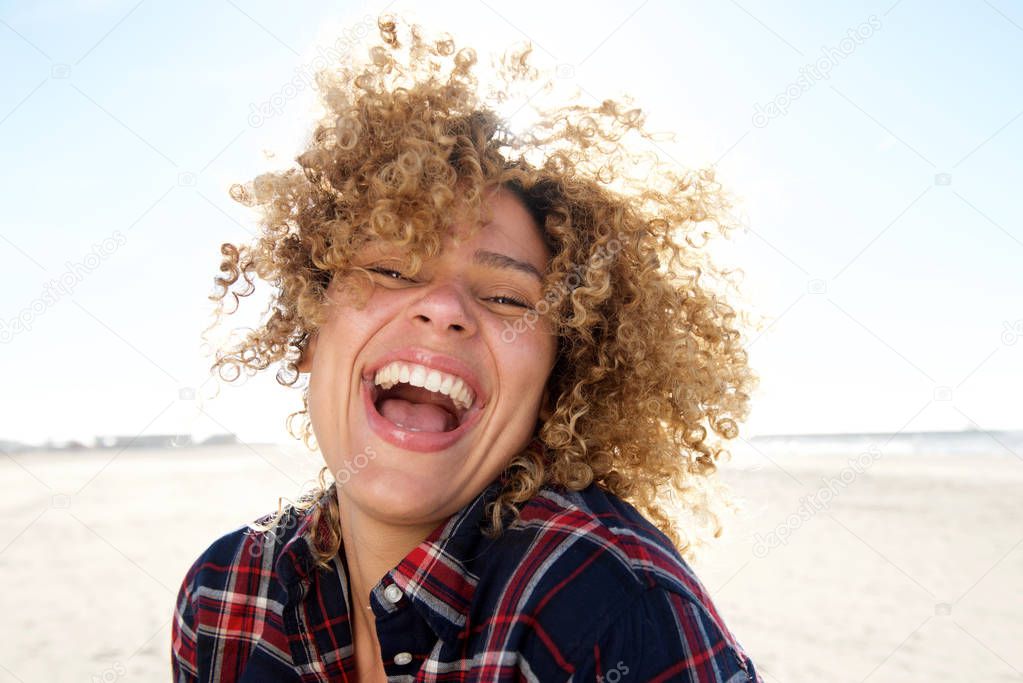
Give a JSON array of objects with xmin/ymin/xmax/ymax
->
[{"xmin": 362, "ymin": 360, "xmax": 486, "ymax": 438}]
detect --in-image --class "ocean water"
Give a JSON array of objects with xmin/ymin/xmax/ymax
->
[
  {"xmin": 4, "ymin": 430, "xmax": 1021, "ymax": 471},
  {"xmin": 739, "ymin": 429, "xmax": 1023, "ymax": 460}
]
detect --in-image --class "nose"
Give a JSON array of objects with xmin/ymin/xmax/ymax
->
[{"xmin": 408, "ymin": 279, "xmax": 479, "ymax": 337}]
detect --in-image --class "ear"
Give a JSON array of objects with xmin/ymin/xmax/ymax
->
[{"xmin": 296, "ymin": 331, "xmax": 319, "ymax": 374}]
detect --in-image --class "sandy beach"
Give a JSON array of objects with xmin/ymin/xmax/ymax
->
[{"xmin": 0, "ymin": 442, "xmax": 1020, "ymax": 682}]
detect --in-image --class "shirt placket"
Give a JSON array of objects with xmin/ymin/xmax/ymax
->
[{"xmin": 371, "ymin": 577, "xmax": 442, "ymax": 680}]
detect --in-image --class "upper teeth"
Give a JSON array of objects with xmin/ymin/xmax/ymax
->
[{"xmin": 373, "ymin": 362, "xmax": 476, "ymax": 412}]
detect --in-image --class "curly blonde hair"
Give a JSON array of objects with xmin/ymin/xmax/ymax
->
[{"xmin": 205, "ymin": 15, "xmax": 760, "ymax": 570}]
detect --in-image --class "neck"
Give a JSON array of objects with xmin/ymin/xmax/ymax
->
[{"xmin": 336, "ymin": 488, "xmax": 440, "ymax": 616}]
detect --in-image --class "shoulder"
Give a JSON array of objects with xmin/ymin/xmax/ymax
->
[
  {"xmin": 171, "ymin": 505, "xmax": 310, "ymax": 678},
  {"xmin": 483, "ymin": 482, "xmax": 761, "ymax": 680},
  {"xmin": 498, "ymin": 481, "xmax": 714, "ymax": 605},
  {"xmin": 175, "ymin": 505, "xmax": 305, "ymax": 603}
]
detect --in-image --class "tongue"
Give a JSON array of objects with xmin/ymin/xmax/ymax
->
[{"xmin": 378, "ymin": 398, "xmax": 458, "ymax": 432}]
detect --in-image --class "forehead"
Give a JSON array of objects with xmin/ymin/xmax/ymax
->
[{"xmin": 358, "ymin": 189, "xmax": 549, "ymax": 261}]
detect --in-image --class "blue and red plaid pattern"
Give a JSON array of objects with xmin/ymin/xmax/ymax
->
[{"xmin": 171, "ymin": 470, "xmax": 763, "ymax": 682}]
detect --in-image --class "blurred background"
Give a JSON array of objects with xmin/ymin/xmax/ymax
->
[{"xmin": 1, "ymin": 1, "xmax": 1021, "ymax": 681}]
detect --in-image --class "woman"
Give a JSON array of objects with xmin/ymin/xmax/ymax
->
[{"xmin": 172, "ymin": 15, "xmax": 762, "ymax": 682}]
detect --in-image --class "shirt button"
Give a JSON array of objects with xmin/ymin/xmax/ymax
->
[
  {"xmin": 393, "ymin": 652, "xmax": 412, "ymax": 666},
  {"xmin": 384, "ymin": 584, "xmax": 403, "ymax": 604}
]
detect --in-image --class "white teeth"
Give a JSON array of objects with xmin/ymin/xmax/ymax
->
[
  {"xmin": 424, "ymin": 370, "xmax": 442, "ymax": 392},
  {"xmin": 372, "ymin": 361, "xmax": 476, "ymax": 411}
]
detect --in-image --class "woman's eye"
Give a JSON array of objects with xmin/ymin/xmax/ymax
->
[
  {"xmin": 487, "ymin": 295, "xmax": 531, "ymax": 309},
  {"xmin": 368, "ymin": 266, "xmax": 531, "ymax": 309},
  {"xmin": 368, "ymin": 267, "xmax": 413, "ymax": 282}
]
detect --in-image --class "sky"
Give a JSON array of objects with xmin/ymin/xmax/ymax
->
[{"xmin": 1, "ymin": 0, "xmax": 1020, "ymax": 446}]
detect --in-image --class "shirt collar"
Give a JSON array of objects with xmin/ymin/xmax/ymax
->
[
  {"xmin": 273, "ymin": 466, "xmax": 518, "ymax": 642},
  {"xmin": 376, "ymin": 470, "xmax": 512, "ymax": 643},
  {"xmin": 272, "ymin": 499, "xmax": 327, "ymax": 594}
]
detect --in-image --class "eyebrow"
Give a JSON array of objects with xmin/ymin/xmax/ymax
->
[{"xmin": 473, "ymin": 249, "xmax": 544, "ymax": 283}]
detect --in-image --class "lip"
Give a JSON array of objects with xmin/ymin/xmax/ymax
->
[
  {"xmin": 361, "ymin": 373, "xmax": 486, "ymax": 452},
  {"xmin": 360, "ymin": 346, "xmax": 489, "ymax": 453},
  {"xmin": 361, "ymin": 346, "xmax": 488, "ymax": 410}
]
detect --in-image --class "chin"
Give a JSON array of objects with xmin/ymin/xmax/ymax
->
[{"xmin": 338, "ymin": 465, "xmax": 460, "ymax": 523}]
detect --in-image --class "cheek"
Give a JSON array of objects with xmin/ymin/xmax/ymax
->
[
  {"xmin": 488, "ymin": 320, "xmax": 557, "ymax": 396},
  {"xmin": 319, "ymin": 288, "xmax": 401, "ymax": 361},
  {"xmin": 305, "ymin": 300, "xmax": 395, "ymax": 434}
]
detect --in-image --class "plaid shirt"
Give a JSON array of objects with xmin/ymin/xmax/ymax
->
[{"xmin": 171, "ymin": 470, "xmax": 763, "ymax": 682}]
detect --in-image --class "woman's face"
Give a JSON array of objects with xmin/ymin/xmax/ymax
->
[{"xmin": 299, "ymin": 186, "xmax": 558, "ymax": 527}]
